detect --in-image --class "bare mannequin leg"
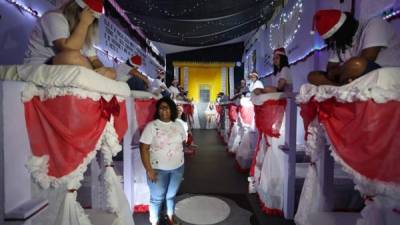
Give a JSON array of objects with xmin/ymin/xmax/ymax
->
[
  {"xmin": 52, "ymin": 50, "xmax": 116, "ymax": 80},
  {"xmin": 52, "ymin": 50, "xmax": 93, "ymax": 69}
]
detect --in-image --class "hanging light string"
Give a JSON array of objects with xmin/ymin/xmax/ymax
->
[
  {"xmin": 382, "ymin": 7, "xmax": 400, "ymax": 20},
  {"xmin": 269, "ymin": 0, "xmax": 303, "ymax": 50},
  {"xmin": 5, "ymin": 0, "xmax": 40, "ymax": 17}
]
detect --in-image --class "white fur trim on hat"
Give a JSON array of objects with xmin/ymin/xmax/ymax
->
[
  {"xmin": 249, "ymin": 72, "xmax": 259, "ymax": 77},
  {"xmin": 321, "ymin": 13, "xmax": 347, "ymax": 39}
]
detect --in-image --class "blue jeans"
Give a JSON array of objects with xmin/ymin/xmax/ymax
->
[{"xmin": 147, "ymin": 165, "xmax": 184, "ymax": 224}]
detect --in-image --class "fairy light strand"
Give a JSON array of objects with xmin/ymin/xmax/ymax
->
[{"xmin": 6, "ymin": 0, "xmax": 41, "ymax": 17}]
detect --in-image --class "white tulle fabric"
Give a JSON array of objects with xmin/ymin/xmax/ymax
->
[
  {"xmin": 294, "ymin": 119, "xmax": 326, "ymax": 225},
  {"xmin": 257, "ymin": 121, "xmax": 286, "ymax": 211},
  {"xmin": 235, "ymin": 126, "xmax": 257, "ymax": 170},
  {"xmin": 19, "ymin": 64, "xmax": 134, "ymax": 225},
  {"xmin": 253, "ymin": 135, "xmax": 267, "ymax": 187},
  {"xmin": 223, "ymin": 108, "xmax": 231, "ymax": 142},
  {"xmin": 100, "ymin": 122, "xmax": 135, "ymax": 225},
  {"xmin": 227, "ymin": 122, "xmax": 241, "ymax": 154},
  {"xmin": 295, "ymin": 67, "xmax": 400, "ymax": 225},
  {"xmin": 130, "ymin": 97, "xmax": 151, "ymax": 210},
  {"xmin": 192, "ymin": 104, "xmax": 201, "ymax": 129},
  {"xmin": 250, "ymin": 92, "xmax": 286, "ymax": 106}
]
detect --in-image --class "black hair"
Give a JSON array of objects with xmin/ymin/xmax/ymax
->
[
  {"xmin": 273, "ymin": 54, "xmax": 290, "ymax": 75},
  {"xmin": 325, "ymin": 12, "xmax": 359, "ymax": 55},
  {"xmin": 154, "ymin": 97, "xmax": 178, "ymax": 121}
]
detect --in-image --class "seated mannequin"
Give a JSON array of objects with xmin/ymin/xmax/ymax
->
[
  {"xmin": 116, "ymin": 54, "xmax": 150, "ymax": 91},
  {"xmin": 253, "ymin": 48, "xmax": 293, "ymax": 95},
  {"xmin": 307, "ymin": 9, "xmax": 400, "ymax": 86},
  {"xmin": 24, "ymin": 0, "xmax": 116, "ymax": 80}
]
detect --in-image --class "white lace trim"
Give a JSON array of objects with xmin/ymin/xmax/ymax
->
[
  {"xmin": 296, "ymin": 67, "xmax": 400, "ymax": 104},
  {"xmin": 22, "ymin": 84, "xmax": 126, "ymax": 102},
  {"xmin": 306, "ymin": 119, "xmax": 400, "ymax": 197},
  {"xmin": 329, "ymin": 145, "xmax": 400, "ymax": 198},
  {"xmin": 15, "ymin": 64, "xmax": 130, "ymax": 97},
  {"xmin": 250, "ymin": 92, "xmax": 286, "ymax": 106}
]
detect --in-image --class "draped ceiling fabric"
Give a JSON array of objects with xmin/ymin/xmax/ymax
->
[{"xmin": 114, "ymin": 0, "xmax": 277, "ymax": 46}]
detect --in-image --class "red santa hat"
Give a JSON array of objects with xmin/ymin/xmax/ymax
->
[
  {"xmin": 75, "ymin": 0, "xmax": 104, "ymax": 18},
  {"xmin": 273, "ymin": 47, "xmax": 286, "ymax": 56},
  {"xmin": 312, "ymin": 9, "xmax": 347, "ymax": 39},
  {"xmin": 127, "ymin": 55, "xmax": 142, "ymax": 68}
]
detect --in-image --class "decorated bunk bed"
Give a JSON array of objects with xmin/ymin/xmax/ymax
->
[
  {"xmin": 295, "ymin": 67, "xmax": 400, "ymax": 225},
  {"xmin": 0, "ymin": 64, "xmax": 135, "ymax": 225}
]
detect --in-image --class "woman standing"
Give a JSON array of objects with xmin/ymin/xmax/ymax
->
[{"xmin": 140, "ymin": 97, "xmax": 186, "ymax": 225}]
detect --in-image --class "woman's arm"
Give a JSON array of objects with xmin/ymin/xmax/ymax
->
[
  {"xmin": 86, "ymin": 56, "xmax": 117, "ymax": 79},
  {"xmin": 276, "ymin": 78, "xmax": 287, "ymax": 92},
  {"xmin": 140, "ymin": 143, "xmax": 157, "ymax": 181},
  {"xmin": 129, "ymin": 68, "xmax": 150, "ymax": 87},
  {"xmin": 53, "ymin": 8, "xmax": 95, "ymax": 51}
]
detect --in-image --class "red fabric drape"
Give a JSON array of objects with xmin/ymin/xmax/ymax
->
[
  {"xmin": 215, "ymin": 104, "xmax": 223, "ymax": 125},
  {"xmin": 134, "ymin": 99, "xmax": 157, "ymax": 133},
  {"xmin": 300, "ymin": 98, "xmax": 400, "ymax": 183},
  {"xmin": 254, "ymin": 99, "xmax": 287, "ymax": 138},
  {"xmin": 227, "ymin": 104, "xmax": 238, "ymax": 138},
  {"xmin": 24, "ymin": 96, "xmax": 127, "ymax": 178},
  {"xmin": 228, "ymin": 104, "xmax": 238, "ymax": 123},
  {"xmin": 239, "ymin": 104, "xmax": 255, "ymax": 126},
  {"xmin": 250, "ymin": 99, "xmax": 287, "ymax": 176},
  {"xmin": 182, "ymin": 104, "xmax": 194, "ymax": 118},
  {"xmin": 215, "ymin": 105, "xmax": 223, "ymax": 116}
]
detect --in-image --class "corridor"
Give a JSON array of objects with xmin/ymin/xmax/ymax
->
[{"xmin": 134, "ymin": 129, "xmax": 294, "ymax": 225}]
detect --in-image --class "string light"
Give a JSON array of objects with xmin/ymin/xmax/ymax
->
[
  {"xmin": 382, "ymin": 7, "xmax": 400, "ymax": 20},
  {"xmin": 5, "ymin": 0, "xmax": 41, "ymax": 17},
  {"xmin": 269, "ymin": 0, "xmax": 303, "ymax": 50}
]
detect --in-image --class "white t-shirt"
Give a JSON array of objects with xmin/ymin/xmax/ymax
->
[
  {"xmin": 328, "ymin": 17, "xmax": 400, "ymax": 67},
  {"xmin": 270, "ymin": 67, "xmax": 293, "ymax": 92},
  {"xmin": 176, "ymin": 118, "xmax": 188, "ymax": 139},
  {"xmin": 148, "ymin": 78, "xmax": 167, "ymax": 94},
  {"xmin": 169, "ymin": 85, "xmax": 180, "ymax": 99},
  {"xmin": 24, "ymin": 11, "xmax": 97, "ymax": 64},
  {"xmin": 139, "ymin": 119, "xmax": 186, "ymax": 170},
  {"xmin": 115, "ymin": 63, "xmax": 132, "ymax": 81},
  {"xmin": 249, "ymin": 80, "xmax": 264, "ymax": 92}
]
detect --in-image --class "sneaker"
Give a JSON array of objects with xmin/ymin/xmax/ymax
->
[{"xmin": 165, "ymin": 215, "xmax": 181, "ymax": 225}]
